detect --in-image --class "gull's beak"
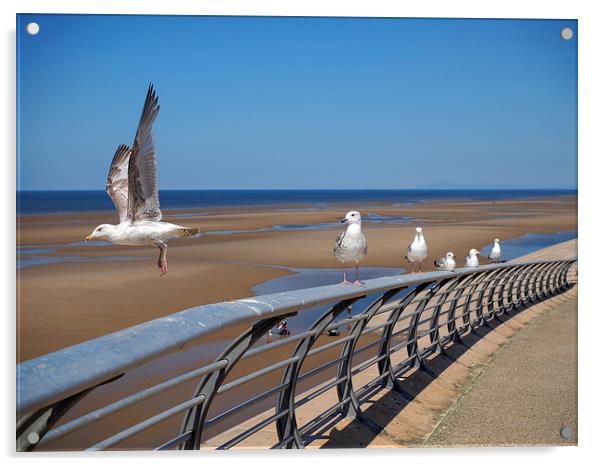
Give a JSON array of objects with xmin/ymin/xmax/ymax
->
[
  {"xmin": 340, "ymin": 218, "xmax": 348, "ymax": 224},
  {"xmin": 85, "ymin": 235, "xmax": 92, "ymax": 242}
]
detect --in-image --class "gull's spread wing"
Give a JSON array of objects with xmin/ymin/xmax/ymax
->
[
  {"xmin": 105, "ymin": 144, "xmax": 131, "ymax": 223},
  {"xmin": 127, "ymin": 84, "xmax": 162, "ymax": 222}
]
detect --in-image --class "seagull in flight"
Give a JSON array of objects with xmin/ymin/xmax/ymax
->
[
  {"xmin": 333, "ymin": 210, "xmax": 367, "ymax": 286},
  {"xmin": 85, "ymin": 84, "xmax": 199, "ymax": 276},
  {"xmin": 405, "ymin": 226, "xmax": 428, "ymax": 273}
]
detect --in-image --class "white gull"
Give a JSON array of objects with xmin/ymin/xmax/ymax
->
[
  {"xmin": 333, "ymin": 210, "xmax": 367, "ymax": 286},
  {"xmin": 405, "ymin": 226, "xmax": 428, "ymax": 273},
  {"xmin": 488, "ymin": 238, "xmax": 502, "ymax": 263},
  {"xmin": 464, "ymin": 248, "xmax": 480, "ymax": 267},
  {"xmin": 434, "ymin": 252, "xmax": 456, "ymax": 271},
  {"xmin": 85, "ymin": 84, "xmax": 199, "ymax": 277}
]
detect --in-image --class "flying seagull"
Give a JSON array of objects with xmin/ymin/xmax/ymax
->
[
  {"xmin": 488, "ymin": 238, "xmax": 502, "ymax": 263},
  {"xmin": 85, "ymin": 84, "xmax": 199, "ymax": 276},
  {"xmin": 464, "ymin": 248, "xmax": 480, "ymax": 267},
  {"xmin": 405, "ymin": 226, "xmax": 428, "ymax": 273},
  {"xmin": 334, "ymin": 210, "xmax": 367, "ymax": 286},
  {"xmin": 434, "ymin": 252, "xmax": 456, "ymax": 271}
]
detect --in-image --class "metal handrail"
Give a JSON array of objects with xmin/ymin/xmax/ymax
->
[{"xmin": 16, "ymin": 258, "xmax": 577, "ymax": 451}]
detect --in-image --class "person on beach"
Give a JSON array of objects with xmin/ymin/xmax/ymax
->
[
  {"xmin": 276, "ymin": 320, "xmax": 290, "ymax": 336},
  {"xmin": 405, "ymin": 227, "xmax": 428, "ymax": 273},
  {"xmin": 333, "ymin": 210, "xmax": 368, "ymax": 286}
]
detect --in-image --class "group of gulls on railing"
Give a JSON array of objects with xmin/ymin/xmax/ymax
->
[
  {"xmin": 333, "ymin": 209, "xmax": 502, "ymax": 286},
  {"xmin": 83, "ymin": 84, "xmax": 503, "ymax": 282}
]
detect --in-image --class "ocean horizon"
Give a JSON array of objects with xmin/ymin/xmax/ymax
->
[{"xmin": 16, "ymin": 189, "xmax": 577, "ymax": 215}]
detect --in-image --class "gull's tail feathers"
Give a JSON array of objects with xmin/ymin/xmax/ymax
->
[{"xmin": 177, "ymin": 228, "xmax": 201, "ymax": 238}]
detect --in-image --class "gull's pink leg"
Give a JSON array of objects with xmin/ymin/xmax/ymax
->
[
  {"xmin": 156, "ymin": 241, "xmax": 168, "ymax": 277},
  {"xmin": 353, "ymin": 266, "xmax": 365, "ymax": 287},
  {"xmin": 340, "ymin": 270, "xmax": 351, "ymax": 285},
  {"xmin": 160, "ymin": 258, "xmax": 168, "ymax": 277}
]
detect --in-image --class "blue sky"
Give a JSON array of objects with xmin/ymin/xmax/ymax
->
[{"xmin": 17, "ymin": 15, "xmax": 577, "ymax": 190}]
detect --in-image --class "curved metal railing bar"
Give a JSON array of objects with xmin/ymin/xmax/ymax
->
[{"xmin": 16, "ymin": 258, "xmax": 576, "ymax": 451}]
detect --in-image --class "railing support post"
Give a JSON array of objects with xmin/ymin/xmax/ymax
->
[
  {"xmin": 377, "ymin": 283, "xmax": 431, "ymax": 391},
  {"xmin": 275, "ymin": 298, "xmax": 360, "ymax": 448},
  {"xmin": 180, "ymin": 316, "xmax": 284, "ymax": 450},
  {"xmin": 335, "ymin": 288, "xmax": 405, "ymax": 419},
  {"xmin": 428, "ymin": 278, "xmax": 463, "ymax": 353}
]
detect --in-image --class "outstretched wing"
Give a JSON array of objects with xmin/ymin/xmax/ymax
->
[
  {"xmin": 105, "ymin": 144, "xmax": 131, "ymax": 223},
  {"xmin": 127, "ymin": 84, "xmax": 162, "ymax": 222}
]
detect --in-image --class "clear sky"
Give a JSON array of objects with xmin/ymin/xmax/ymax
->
[{"xmin": 17, "ymin": 15, "xmax": 577, "ymax": 190}]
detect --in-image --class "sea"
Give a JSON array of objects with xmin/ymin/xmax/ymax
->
[{"xmin": 16, "ymin": 189, "xmax": 576, "ymax": 215}]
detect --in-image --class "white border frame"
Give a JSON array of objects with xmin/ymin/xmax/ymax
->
[{"xmin": 3, "ymin": 1, "xmax": 599, "ymax": 465}]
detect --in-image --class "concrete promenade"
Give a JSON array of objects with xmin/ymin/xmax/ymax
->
[
  {"xmin": 204, "ymin": 240, "xmax": 577, "ymax": 449},
  {"xmin": 422, "ymin": 239, "xmax": 577, "ymax": 447},
  {"xmin": 424, "ymin": 286, "xmax": 577, "ymax": 446}
]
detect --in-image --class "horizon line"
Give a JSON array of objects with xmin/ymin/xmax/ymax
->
[{"xmin": 16, "ymin": 188, "xmax": 578, "ymax": 192}]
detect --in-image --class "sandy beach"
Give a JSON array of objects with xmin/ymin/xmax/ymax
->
[{"xmin": 17, "ymin": 195, "xmax": 576, "ymax": 363}]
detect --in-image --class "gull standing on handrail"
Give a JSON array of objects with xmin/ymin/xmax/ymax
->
[
  {"xmin": 334, "ymin": 210, "xmax": 368, "ymax": 286},
  {"xmin": 405, "ymin": 226, "xmax": 428, "ymax": 273},
  {"xmin": 488, "ymin": 238, "xmax": 502, "ymax": 263},
  {"xmin": 434, "ymin": 252, "xmax": 456, "ymax": 271},
  {"xmin": 464, "ymin": 248, "xmax": 480, "ymax": 267}
]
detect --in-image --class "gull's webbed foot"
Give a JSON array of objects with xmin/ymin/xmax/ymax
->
[{"xmin": 159, "ymin": 259, "xmax": 168, "ymax": 277}]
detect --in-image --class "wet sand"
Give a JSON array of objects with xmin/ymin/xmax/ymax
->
[{"xmin": 17, "ymin": 195, "xmax": 576, "ymax": 363}]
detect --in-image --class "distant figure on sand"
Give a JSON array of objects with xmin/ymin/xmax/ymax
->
[
  {"xmin": 334, "ymin": 210, "xmax": 367, "ymax": 286},
  {"xmin": 488, "ymin": 238, "xmax": 502, "ymax": 263},
  {"xmin": 276, "ymin": 320, "xmax": 290, "ymax": 336},
  {"xmin": 434, "ymin": 252, "xmax": 456, "ymax": 271},
  {"xmin": 85, "ymin": 84, "xmax": 199, "ymax": 277},
  {"xmin": 464, "ymin": 248, "xmax": 480, "ymax": 267},
  {"xmin": 405, "ymin": 226, "xmax": 428, "ymax": 273}
]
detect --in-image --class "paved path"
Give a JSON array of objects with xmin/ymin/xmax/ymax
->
[
  {"xmin": 424, "ymin": 288, "xmax": 577, "ymax": 446},
  {"xmin": 513, "ymin": 238, "xmax": 576, "ymax": 262}
]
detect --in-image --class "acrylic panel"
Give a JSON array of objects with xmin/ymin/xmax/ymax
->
[{"xmin": 16, "ymin": 14, "xmax": 578, "ymax": 451}]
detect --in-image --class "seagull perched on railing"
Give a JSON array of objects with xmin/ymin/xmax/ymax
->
[
  {"xmin": 464, "ymin": 248, "xmax": 480, "ymax": 267},
  {"xmin": 488, "ymin": 238, "xmax": 502, "ymax": 263},
  {"xmin": 434, "ymin": 252, "xmax": 456, "ymax": 271},
  {"xmin": 405, "ymin": 226, "xmax": 428, "ymax": 273},
  {"xmin": 334, "ymin": 210, "xmax": 367, "ymax": 286},
  {"xmin": 85, "ymin": 84, "xmax": 199, "ymax": 277}
]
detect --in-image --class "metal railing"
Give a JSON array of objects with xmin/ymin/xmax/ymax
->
[{"xmin": 16, "ymin": 258, "xmax": 577, "ymax": 451}]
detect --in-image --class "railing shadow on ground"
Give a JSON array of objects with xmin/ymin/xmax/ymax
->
[{"xmin": 312, "ymin": 288, "xmax": 575, "ymax": 448}]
